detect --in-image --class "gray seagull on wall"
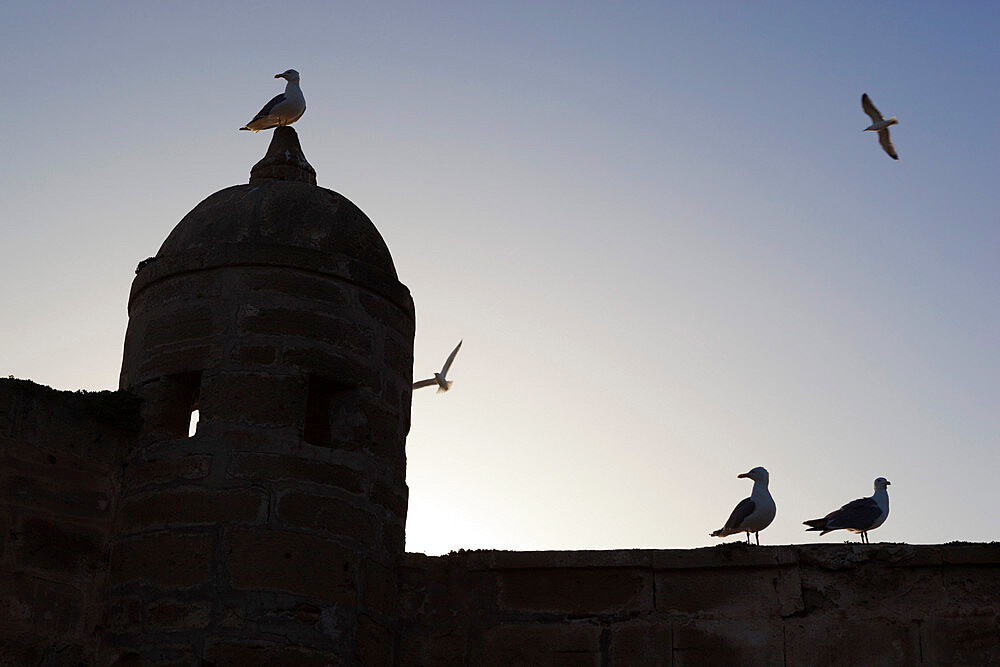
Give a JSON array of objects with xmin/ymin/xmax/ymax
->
[
  {"xmin": 862, "ymin": 93, "xmax": 899, "ymax": 160},
  {"xmin": 413, "ymin": 340, "xmax": 463, "ymax": 393},
  {"xmin": 240, "ymin": 69, "xmax": 306, "ymax": 132},
  {"xmin": 710, "ymin": 466, "xmax": 776, "ymax": 545},
  {"xmin": 804, "ymin": 477, "xmax": 891, "ymax": 544}
]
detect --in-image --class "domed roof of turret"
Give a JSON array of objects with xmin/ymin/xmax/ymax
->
[{"xmin": 155, "ymin": 127, "xmax": 397, "ymax": 279}]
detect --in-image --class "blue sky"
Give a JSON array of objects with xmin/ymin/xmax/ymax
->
[{"xmin": 2, "ymin": 3, "xmax": 998, "ymax": 553}]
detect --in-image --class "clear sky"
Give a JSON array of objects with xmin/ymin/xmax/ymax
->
[{"xmin": 2, "ymin": 3, "xmax": 998, "ymax": 554}]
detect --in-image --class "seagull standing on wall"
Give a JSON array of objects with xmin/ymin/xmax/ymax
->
[
  {"xmin": 710, "ymin": 467, "xmax": 776, "ymax": 545},
  {"xmin": 413, "ymin": 340, "xmax": 463, "ymax": 393},
  {"xmin": 804, "ymin": 477, "xmax": 891, "ymax": 544},
  {"xmin": 240, "ymin": 69, "xmax": 306, "ymax": 132},
  {"xmin": 862, "ymin": 93, "xmax": 899, "ymax": 160}
]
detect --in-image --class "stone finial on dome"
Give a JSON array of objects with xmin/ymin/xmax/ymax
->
[{"xmin": 249, "ymin": 126, "xmax": 317, "ymax": 185}]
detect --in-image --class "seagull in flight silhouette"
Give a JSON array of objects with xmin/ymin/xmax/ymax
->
[
  {"xmin": 413, "ymin": 340, "xmax": 463, "ymax": 393},
  {"xmin": 862, "ymin": 93, "xmax": 899, "ymax": 160}
]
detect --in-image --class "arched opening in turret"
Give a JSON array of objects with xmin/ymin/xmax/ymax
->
[{"xmin": 304, "ymin": 375, "xmax": 355, "ymax": 448}]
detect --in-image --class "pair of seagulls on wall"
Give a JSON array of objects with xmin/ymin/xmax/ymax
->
[
  {"xmin": 413, "ymin": 340, "xmax": 463, "ymax": 393},
  {"xmin": 711, "ymin": 470, "xmax": 891, "ymax": 545}
]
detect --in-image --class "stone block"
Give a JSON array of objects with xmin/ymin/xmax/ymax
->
[
  {"xmin": 921, "ymin": 616, "xmax": 1000, "ymax": 665},
  {"xmin": 784, "ymin": 616, "xmax": 920, "ymax": 666},
  {"xmin": 277, "ymin": 490, "xmax": 376, "ymax": 544},
  {"xmin": 370, "ymin": 480, "xmax": 408, "ymax": 521},
  {"xmin": 123, "ymin": 454, "xmax": 212, "ymax": 491},
  {"xmin": 3, "ymin": 468, "xmax": 113, "ymax": 520},
  {"xmin": 229, "ymin": 452, "xmax": 365, "ymax": 494},
  {"xmin": 233, "ymin": 344, "xmax": 277, "ymax": 366},
  {"xmin": 138, "ymin": 343, "xmax": 220, "ymax": 379},
  {"xmin": 199, "ymin": 371, "xmax": 305, "ymax": 427},
  {"xmin": 105, "ymin": 595, "xmax": 142, "ymax": 634},
  {"xmin": 673, "ymin": 618, "xmax": 783, "ymax": 667},
  {"xmin": 0, "ymin": 574, "xmax": 84, "ymax": 636},
  {"xmin": 498, "ymin": 567, "xmax": 653, "ymax": 615},
  {"xmin": 145, "ymin": 598, "xmax": 211, "ymax": 630},
  {"xmin": 610, "ymin": 621, "xmax": 670, "ymax": 666},
  {"xmin": 363, "ymin": 557, "xmax": 395, "ymax": 614},
  {"xmin": 656, "ymin": 566, "xmax": 801, "ymax": 618},
  {"xmin": 281, "ymin": 347, "xmax": 379, "ymax": 387},
  {"xmin": 110, "ymin": 532, "xmax": 212, "ymax": 589},
  {"xmin": 481, "ymin": 623, "xmax": 603, "ymax": 666},
  {"xmin": 13, "ymin": 514, "xmax": 104, "ymax": 576},
  {"xmin": 239, "ymin": 307, "xmax": 374, "ymax": 357},
  {"xmin": 356, "ymin": 613, "xmax": 393, "ymax": 665},
  {"xmin": 143, "ymin": 307, "xmax": 216, "ymax": 350},
  {"xmin": 121, "ymin": 487, "xmax": 267, "ymax": 530},
  {"xmin": 239, "ymin": 268, "xmax": 350, "ymax": 305},
  {"xmin": 227, "ymin": 528, "xmax": 357, "ymax": 602},
  {"xmin": 203, "ymin": 640, "xmax": 345, "ymax": 666},
  {"xmin": 398, "ymin": 633, "xmax": 467, "ymax": 667}
]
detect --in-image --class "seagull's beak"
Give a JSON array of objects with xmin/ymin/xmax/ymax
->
[
  {"xmin": 274, "ymin": 73, "xmax": 284, "ymax": 79},
  {"xmin": 737, "ymin": 472, "xmax": 749, "ymax": 478},
  {"xmin": 885, "ymin": 481, "xmax": 891, "ymax": 485}
]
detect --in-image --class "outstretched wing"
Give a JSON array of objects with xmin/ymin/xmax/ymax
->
[
  {"xmin": 826, "ymin": 497, "xmax": 882, "ymax": 530},
  {"xmin": 878, "ymin": 129, "xmax": 898, "ymax": 159},
  {"xmin": 440, "ymin": 339, "xmax": 463, "ymax": 376},
  {"xmin": 412, "ymin": 378, "xmax": 438, "ymax": 390},
  {"xmin": 723, "ymin": 498, "xmax": 756, "ymax": 532},
  {"xmin": 861, "ymin": 93, "xmax": 884, "ymax": 123},
  {"xmin": 249, "ymin": 93, "xmax": 286, "ymax": 123}
]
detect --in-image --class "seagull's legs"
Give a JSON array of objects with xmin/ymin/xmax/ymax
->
[
  {"xmin": 745, "ymin": 532, "xmax": 750, "ymax": 544},
  {"xmin": 754, "ymin": 532, "xmax": 760, "ymax": 546},
  {"xmin": 861, "ymin": 532, "xmax": 868, "ymax": 544}
]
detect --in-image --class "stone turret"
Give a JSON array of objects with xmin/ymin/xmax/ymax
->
[{"xmin": 107, "ymin": 128, "xmax": 414, "ymax": 664}]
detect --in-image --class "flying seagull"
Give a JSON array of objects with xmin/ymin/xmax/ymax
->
[
  {"xmin": 240, "ymin": 69, "xmax": 306, "ymax": 132},
  {"xmin": 804, "ymin": 477, "xmax": 891, "ymax": 544},
  {"xmin": 862, "ymin": 93, "xmax": 899, "ymax": 160},
  {"xmin": 710, "ymin": 466, "xmax": 776, "ymax": 545},
  {"xmin": 413, "ymin": 340, "xmax": 463, "ymax": 393}
]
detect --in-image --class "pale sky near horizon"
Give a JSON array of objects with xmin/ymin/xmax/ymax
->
[{"xmin": 2, "ymin": 3, "xmax": 998, "ymax": 554}]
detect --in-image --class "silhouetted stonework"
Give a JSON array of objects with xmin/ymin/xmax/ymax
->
[{"xmin": 1, "ymin": 130, "xmax": 998, "ymax": 665}]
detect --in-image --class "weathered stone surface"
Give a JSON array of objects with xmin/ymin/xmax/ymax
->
[
  {"xmin": 656, "ymin": 566, "xmax": 802, "ymax": 618},
  {"xmin": 227, "ymin": 528, "xmax": 357, "ymax": 602},
  {"xmin": 498, "ymin": 567, "xmax": 653, "ymax": 614},
  {"xmin": 230, "ymin": 452, "xmax": 365, "ymax": 494},
  {"xmin": 204, "ymin": 640, "xmax": 342, "ymax": 667},
  {"xmin": 673, "ymin": 618, "xmax": 784, "ymax": 666},
  {"xmin": 146, "ymin": 598, "xmax": 211, "ymax": 630},
  {"xmin": 785, "ymin": 616, "xmax": 920, "ymax": 666},
  {"xmin": 121, "ymin": 487, "xmax": 267, "ymax": 530},
  {"xmin": 610, "ymin": 621, "xmax": 670, "ymax": 666},
  {"xmin": 110, "ymin": 532, "xmax": 212, "ymax": 589},
  {"xmin": 921, "ymin": 616, "xmax": 1000, "ymax": 665},
  {"xmin": 124, "ymin": 454, "xmax": 212, "ymax": 491},
  {"xmin": 278, "ymin": 490, "xmax": 376, "ymax": 544},
  {"xmin": 14, "ymin": 515, "xmax": 104, "ymax": 575},
  {"xmin": 481, "ymin": 623, "xmax": 603, "ymax": 666}
]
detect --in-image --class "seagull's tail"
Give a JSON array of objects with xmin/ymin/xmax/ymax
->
[
  {"xmin": 803, "ymin": 518, "xmax": 829, "ymax": 532},
  {"xmin": 436, "ymin": 380, "xmax": 454, "ymax": 394}
]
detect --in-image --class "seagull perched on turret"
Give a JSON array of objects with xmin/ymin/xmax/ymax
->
[
  {"xmin": 240, "ymin": 69, "xmax": 306, "ymax": 132},
  {"xmin": 413, "ymin": 340, "xmax": 463, "ymax": 393},
  {"xmin": 804, "ymin": 477, "xmax": 891, "ymax": 544},
  {"xmin": 710, "ymin": 466, "xmax": 776, "ymax": 545},
  {"xmin": 862, "ymin": 93, "xmax": 899, "ymax": 160}
]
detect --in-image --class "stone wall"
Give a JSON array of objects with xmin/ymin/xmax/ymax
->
[
  {"xmin": 0, "ymin": 379, "xmax": 139, "ymax": 665},
  {"xmin": 397, "ymin": 543, "xmax": 1000, "ymax": 666}
]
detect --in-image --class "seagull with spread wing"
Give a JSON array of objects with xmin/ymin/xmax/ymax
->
[
  {"xmin": 862, "ymin": 93, "xmax": 899, "ymax": 160},
  {"xmin": 804, "ymin": 477, "xmax": 891, "ymax": 544},
  {"xmin": 240, "ymin": 69, "xmax": 306, "ymax": 132},
  {"xmin": 413, "ymin": 340, "xmax": 463, "ymax": 393},
  {"xmin": 710, "ymin": 466, "xmax": 776, "ymax": 545}
]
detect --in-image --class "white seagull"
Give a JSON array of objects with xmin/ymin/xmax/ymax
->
[
  {"xmin": 412, "ymin": 340, "xmax": 463, "ymax": 393},
  {"xmin": 240, "ymin": 69, "xmax": 306, "ymax": 132},
  {"xmin": 804, "ymin": 477, "xmax": 891, "ymax": 544},
  {"xmin": 710, "ymin": 466, "xmax": 776, "ymax": 545},
  {"xmin": 862, "ymin": 93, "xmax": 899, "ymax": 160}
]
